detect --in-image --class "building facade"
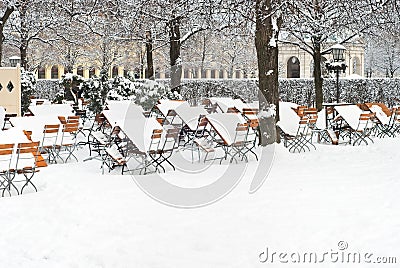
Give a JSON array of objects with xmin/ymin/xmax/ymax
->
[{"xmin": 34, "ymin": 42, "xmax": 365, "ymax": 80}]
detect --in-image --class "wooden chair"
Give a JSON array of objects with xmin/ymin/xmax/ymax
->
[
  {"xmin": 41, "ymin": 124, "xmax": 60, "ymax": 164},
  {"xmin": 55, "ymin": 122, "xmax": 79, "ymax": 163},
  {"xmin": 351, "ymin": 113, "xmax": 375, "ymax": 146},
  {"xmin": 15, "ymin": 141, "xmax": 40, "ymax": 193},
  {"xmin": 280, "ymin": 116, "xmax": 316, "ymax": 153},
  {"xmin": 0, "ymin": 143, "xmax": 16, "ymax": 196},
  {"xmin": 154, "ymin": 128, "xmax": 180, "ymax": 172}
]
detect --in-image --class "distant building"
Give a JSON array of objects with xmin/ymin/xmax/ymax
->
[{"xmin": 33, "ymin": 41, "xmax": 365, "ymax": 80}]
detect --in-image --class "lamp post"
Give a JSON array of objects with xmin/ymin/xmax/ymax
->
[
  {"xmin": 9, "ymin": 56, "xmax": 21, "ymax": 67},
  {"xmin": 326, "ymin": 44, "xmax": 347, "ymax": 103}
]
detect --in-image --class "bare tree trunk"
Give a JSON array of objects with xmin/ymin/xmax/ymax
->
[
  {"xmin": 145, "ymin": 30, "xmax": 154, "ymax": 80},
  {"xmin": 0, "ymin": 6, "xmax": 14, "ymax": 67},
  {"xmin": 200, "ymin": 33, "xmax": 207, "ymax": 77},
  {"xmin": 19, "ymin": 5, "xmax": 28, "ymax": 70},
  {"xmin": 169, "ymin": 16, "xmax": 182, "ymax": 92},
  {"xmin": 255, "ymin": 0, "xmax": 281, "ymax": 145},
  {"xmin": 313, "ymin": 38, "xmax": 324, "ymax": 111}
]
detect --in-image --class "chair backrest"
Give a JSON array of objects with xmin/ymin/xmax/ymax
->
[
  {"xmin": 23, "ymin": 130, "xmax": 33, "ymax": 141},
  {"xmin": 304, "ymin": 108, "xmax": 318, "ymax": 127},
  {"xmin": 243, "ymin": 108, "xmax": 258, "ymax": 115},
  {"xmin": 42, "ymin": 124, "xmax": 60, "ymax": 147},
  {"xmin": 16, "ymin": 141, "xmax": 40, "ymax": 169},
  {"xmin": 149, "ymin": 129, "xmax": 162, "ymax": 152},
  {"xmin": 233, "ymin": 123, "xmax": 249, "ymax": 145},
  {"xmin": 67, "ymin": 116, "xmax": 80, "ymax": 124},
  {"xmin": 63, "ymin": 122, "xmax": 79, "ymax": 133},
  {"xmin": 194, "ymin": 116, "xmax": 209, "ymax": 137},
  {"xmin": 161, "ymin": 128, "xmax": 179, "ymax": 151},
  {"xmin": 58, "ymin": 116, "xmax": 67, "ymax": 125},
  {"xmin": 0, "ymin": 143, "xmax": 14, "ymax": 172},
  {"xmin": 356, "ymin": 113, "xmax": 373, "ymax": 131},
  {"xmin": 227, "ymin": 107, "xmax": 239, "ymax": 113},
  {"xmin": 296, "ymin": 116, "xmax": 310, "ymax": 136},
  {"xmin": 296, "ymin": 106, "xmax": 308, "ymax": 117}
]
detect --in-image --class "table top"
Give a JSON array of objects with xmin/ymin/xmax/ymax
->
[
  {"xmin": 103, "ymin": 104, "xmax": 145, "ymax": 128},
  {"xmin": 175, "ymin": 105, "xmax": 208, "ymax": 131},
  {"xmin": 122, "ymin": 117, "xmax": 163, "ymax": 152},
  {"xmin": 334, "ymin": 105, "xmax": 365, "ymax": 130},
  {"xmin": 10, "ymin": 116, "xmax": 61, "ymax": 142},
  {"xmin": 369, "ymin": 105, "xmax": 390, "ymax": 125},
  {"xmin": 156, "ymin": 101, "xmax": 189, "ymax": 117},
  {"xmin": 0, "ymin": 127, "xmax": 31, "ymax": 144},
  {"xmin": 206, "ymin": 113, "xmax": 246, "ymax": 145},
  {"xmin": 28, "ymin": 104, "xmax": 74, "ymax": 117}
]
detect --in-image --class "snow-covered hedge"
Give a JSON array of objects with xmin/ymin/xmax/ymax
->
[
  {"xmin": 34, "ymin": 79, "xmax": 62, "ymax": 100},
  {"xmin": 21, "ymin": 71, "xmax": 36, "ymax": 114},
  {"xmin": 35, "ymin": 78, "xmax": 400, "ymax": 107},
  {"xmin": 108, "ymin": 78, "xmax": 182, "ymax": 111}
]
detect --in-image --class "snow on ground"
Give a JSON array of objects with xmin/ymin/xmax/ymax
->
[{"xmin": 0, "ymin": 138, "xmax": 400, "ymax": 267}]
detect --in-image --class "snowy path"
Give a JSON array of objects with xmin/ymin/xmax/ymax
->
[{"xmin": 0, "ymin": 140, "xmax": 399, "ymax": 267}]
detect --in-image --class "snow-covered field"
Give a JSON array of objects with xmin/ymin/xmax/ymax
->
[{"xmin": 0, "ymin": 139, "xmax": 399, "ymax": 267}]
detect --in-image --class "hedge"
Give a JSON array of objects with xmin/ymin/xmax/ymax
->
[{"xmin": 35, "ymin": 78, "xmax": 400, "ymax": 107}]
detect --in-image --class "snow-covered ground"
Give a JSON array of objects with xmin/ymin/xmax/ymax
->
[{"xmin": 0, "ymin": 139, "xmax": 399, "ymax": 267}]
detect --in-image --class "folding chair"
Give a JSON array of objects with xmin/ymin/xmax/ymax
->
[
  {"xmin": 132, "ymin": 129, "xmax": 163, "ymax": 175},
  {"xmin": 365, "ymin": 104, "xmax": 396, "ymax": 138},
  {"xmin": 3, "ymin": 113, "xmax": 17, "ymax": 130},
  {"xmin": 87, "ymin": 114, "xmax": 110, "ymax": 156},
  {"xmin": 219, "ymin": 123, "xmax": 250, "ymax": 164},
  {"xmin": 351, "ymin": 113, "xmax": 374, "ymax": 146},
  {"xmin": 0, "ymin": 143, "xmax": 16, "ymax": 196},
  {"xmin": 102, "ymin": 144, "xmax": 127, "ymax": 174},
  {"xmin": 41, "ymin": 124, "xmax": 60, "ymax": 164},
  {"xmin": 55, "ymin": 122, "xmax": 79, "ymax": 163},
  {"xmin": 241, "ymin": 119, "xmax": 259, "ymax": 161},
  {"xmin": 280, "ymin": 116, "xmax": 316, "ymax": 153},
  {"xmin": 182, "ymin": 116, "xmax": 211, "ymax": 162},
  {"xmin": 101, "ymin": 126, "xmax": 129, "ymax": 174},
  {"xmin": 15, "ymin": 141, "xmax": 40, "ymax": 193},
  {"xmin": 304, "ymin": 108, "xmax": 331, "ymax": 144},
  {"xmin": 154, "ymin": 127, "xmax": 179, "ymax": 172}
]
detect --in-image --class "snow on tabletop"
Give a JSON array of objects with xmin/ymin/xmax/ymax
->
[
  {"xmin": 206, "ymin": 113, "xmax": 246, "ymax": 145},
  {"xmin": 276, "ymin": 101, "xmax": 300, "ymax": 136},
  {"xmin": 175, "ymin": 104, "xmax": 207, "ymax": 131},
  {"xmin": 370, "ymin": 105, "xmax": 390, "ymax": 125},
  {"xmin": 334, "ymin": 105, "xmax": 365, "ymax": 130}
]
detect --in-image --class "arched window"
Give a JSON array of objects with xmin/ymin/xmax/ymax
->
[
  {"xmin": 184, "ymin": 69, "xmax": 190, "ymax": 79},
  {"xmin": 201, "ymin": 69, "xmax": 206, "ymax": 79},
  {"xmin": 287, "ymin": 56, "xmax": 300, "ymax": 78},
  {"xmin": 77, "ymin": 65, "xmax": 84, "ymax": 77},
  {"xmin": 89, "ymin": 67, "xmax": 96, "ymax": 78},
  {"xmin": 235, "ymin": 70, "xmax": 242, "ymax": 79},
  {"xmin": 51, "ymin": 65, "xmax": 59, "ymax": 79},
  {"xmin": 353, "ymin": 57, "xmax": 361, "ymax": 75},
  {"xmin": 112, "ymin": 66, "xmax": 119, "ymax": 77},
  {"xmin": 123, "ymin": 69, "xmax": 129, "ymax": 78},
  {"xmin": 38, "ymin": 66, "xmax": 46, "ymax": 79}
]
